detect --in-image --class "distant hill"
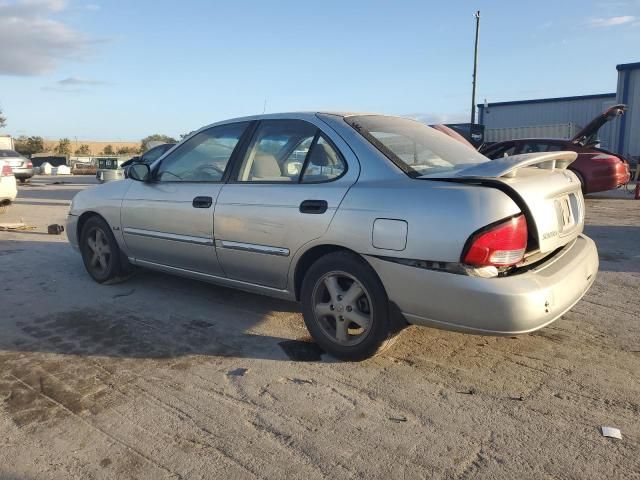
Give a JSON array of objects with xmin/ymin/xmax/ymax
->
[{"xmin": 42, "ymin": 140, "xmax": 140, "ymax": 156}]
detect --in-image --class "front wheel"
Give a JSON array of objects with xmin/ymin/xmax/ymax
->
[
  {"xmin": 80, "ymin": 216, "xmax": 127, "ymax": 283},
  {"xmin": 301, "ymin": 251, "xmax": 398, "ymax": 361}
]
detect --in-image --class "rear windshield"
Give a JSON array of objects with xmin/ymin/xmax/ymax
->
[
  {"xmin": 0, "ymin": 150, "xmax": 21, "ymax": 158},
  {"xmin": 344, "ymin": 115, "xmax": 488, "ymax": 177}
]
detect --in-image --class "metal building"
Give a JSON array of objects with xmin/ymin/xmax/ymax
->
[
  {"xmin": 614, "ymin": 62, "xmax": 640, "ymax": 159},
  {"xmin": 478, "ymin": 61, "xmax": 639, "ymax": 158}
]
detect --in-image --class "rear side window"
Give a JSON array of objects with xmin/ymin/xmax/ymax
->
[
  {"xmin": 301, "ymin": 137, "xmax": 345, "ymax": 183},
  {"xmin": 520, "ymin": 142, "xmax": 563, "ymax": 154},
  {"xmin": 235, "ymin": 120, "xmax": 347, "ymax": 183},
  {"xmin": 345, "ymin": 115, "xmax": 487, "ymax": 177},
  {"xmin": 482, "ymin": 143, "xmax": 517, "ymax": 158}
]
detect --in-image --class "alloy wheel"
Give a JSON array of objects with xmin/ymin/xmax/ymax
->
[
  {"xmin": 312, "ymin": 271, "xmax": 373, "ymax": 346},
  {"xmin": 86, "ymin": 227, "xmax": 112, "ymax": 275}
]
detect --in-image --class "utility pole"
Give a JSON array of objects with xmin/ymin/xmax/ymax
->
[{"xmin": 470, "ymin": 10, "xmax": 481, "ymax": 125}]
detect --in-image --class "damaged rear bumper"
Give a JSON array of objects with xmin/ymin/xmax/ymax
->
[{"xmin": 365, "ymin": 234, "xmax": 598, "ymax": 335}]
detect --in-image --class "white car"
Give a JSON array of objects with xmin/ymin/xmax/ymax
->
[{"xmin": 0, "ymin": 160, "xmax": 17, "ymax": 212}]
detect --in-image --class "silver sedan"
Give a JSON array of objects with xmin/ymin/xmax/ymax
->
[{"xmin": 67, "ymin": 112, "xmax": 598, "ymax": 360}]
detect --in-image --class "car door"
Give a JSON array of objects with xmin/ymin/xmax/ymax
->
[
  {"xmin": 214, "ymin": 118, "xmax": 359, "ymax": 289},
  {"xmin": 121, "ymin": 121, "xmax": 251, "ymax": 275}
]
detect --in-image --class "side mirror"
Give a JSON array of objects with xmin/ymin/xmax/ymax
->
[{"xmin": 129, "ymin": 163, "xmax": 150, "ymax": 182}]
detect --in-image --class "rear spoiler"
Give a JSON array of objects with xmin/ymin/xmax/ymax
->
[{"xmin": 455, "ymin": 151, "xmax": 578, "ymax": 179}]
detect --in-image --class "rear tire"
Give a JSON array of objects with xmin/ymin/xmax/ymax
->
[
  {"xmin": 80, "ymin": 216, "xmax": 129, "ymax": 284},
  {"xmin": 301, "ymin": 251, "xmax": 400, "ymax": 361}
]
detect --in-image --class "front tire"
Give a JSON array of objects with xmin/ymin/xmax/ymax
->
[
  {"xmin": 301, "ymin": 251, "xmax": 398, "ymax": 361},
  {"xmin": 80, "ymin": 216, "xmax": 126, "ymax": 283}
]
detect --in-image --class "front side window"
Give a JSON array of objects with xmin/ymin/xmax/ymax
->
[
  {"xmin": 155, "ymin": 122, "xmax": 248, "ymax": 182},
  {"xmin": 345, "ymin": 115, "xmax": 488, "ymax": 177}
]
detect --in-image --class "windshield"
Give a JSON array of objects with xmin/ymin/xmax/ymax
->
[
  {"xmin": 0, "ymin": 150, "xmax": 22, "ymax": 158},
  {"xmin": 344, "ymin": 115, "xmax": 488, "ymax": 177}
]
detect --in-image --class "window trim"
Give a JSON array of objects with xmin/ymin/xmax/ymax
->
[
  {"xmin": 228, "ymin": 119, "xmax": 348, "ymax": 185},
  {"xmin": 149, "ymin": 121, "xmax": 255, "ymax": 184}
]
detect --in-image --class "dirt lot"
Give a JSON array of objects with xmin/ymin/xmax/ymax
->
[{"xmin": 0, "ymin": 176, "xmax": 639, "ymax": 479}]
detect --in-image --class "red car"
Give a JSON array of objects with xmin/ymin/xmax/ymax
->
[{"xmin": 480, "ymin": 104, "xmax": 631, "ymax": 194}]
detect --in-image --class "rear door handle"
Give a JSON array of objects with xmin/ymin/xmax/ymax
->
[
  {"xmin": 192, "ymin": 196, "xmax": 213, "ymax": 208},
  {"xmin": 299, "ymin": 200, "xmax": 328, "ymax": 214}
]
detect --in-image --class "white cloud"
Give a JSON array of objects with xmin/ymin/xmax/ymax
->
[
  {"xmin": 57, "ymin": 76, "xmax": 105, "ymax": 86},
  {"xmin": 41, "ymin": 76, "xmax": 107, "ymax": 92},
  {"xmin": 589, "ymin": 15, "xmax": 637, "ymax": 27},
  {"xmin": 0, "ymin": 0, "xmax": 93, "ymax": 76}
]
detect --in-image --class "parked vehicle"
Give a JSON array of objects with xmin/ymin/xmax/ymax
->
[
  {"xmin": 0, "ymin": 149, "xmax": 34, "ymax": 183},
  {"xmin": 0, "ymin": 159, "xmax": 18, "ymax": 212},
  {"xmin": 97, "ymin": 144, "xmax": 176, "ymax": 183},
  {"xmin": 121, "ymin": 143, "xmax": 176, "ymax": 176},
  {"xmin": 67, "ymin": 112, "xmax": 598, "ymax": 360},
  {"xmin": 96, "ymin": 157, "xmax": 129, "ymax": 183},
  {"xmin": 481, "ymin": 105, "xmax": 631, "ymax": 194}
]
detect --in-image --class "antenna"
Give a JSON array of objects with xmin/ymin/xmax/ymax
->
[{"xmin": 263, "ymin": 98, "xmax": 267, "ymax": 114}]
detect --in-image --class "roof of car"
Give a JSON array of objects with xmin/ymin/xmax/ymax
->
[{"xmin": 193, "ymin": 111, "xmax": 430, "ymax": 136}]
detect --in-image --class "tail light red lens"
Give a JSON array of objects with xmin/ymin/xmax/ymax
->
[
  {"xmin": 463, "ymin": 215, "xmax": 527, "ymax": 267},
  {"xmin": 26, "ymin": 162, "xmax": 33, "ymax": 168},
  {"xmin": 1, "ymin": 165, "xmax": 13, "ymax": 176}
]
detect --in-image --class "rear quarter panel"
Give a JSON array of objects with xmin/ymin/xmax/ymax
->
[{"xmin": 303, "ymin": 178, "xmax": 521, "ymax": 263}]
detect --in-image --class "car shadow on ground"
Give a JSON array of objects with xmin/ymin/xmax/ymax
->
[
  {"xmin": 0, "ymin": 239, "xmax": 322, "ymax": 364},
  {"xmin": 583, "ymin": 225, "xmax": 640, "ymax": 273}
]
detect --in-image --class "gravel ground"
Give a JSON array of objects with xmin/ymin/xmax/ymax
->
[{"xmin": 0, "ymin": 176, "xmax": 638, "ymax": 480}]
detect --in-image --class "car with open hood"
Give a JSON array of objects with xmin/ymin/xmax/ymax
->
[
  {"xmin": 67, "ymin": 112, "xmax": 598, "ymax": 360},
  {"xmin": 480, "ymin": 104, "xmax": 630, "ymax": 194}
]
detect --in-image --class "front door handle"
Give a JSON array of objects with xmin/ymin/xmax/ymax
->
[
  {"xmin": 192, "ymin": 196, "xmax": 213, "ymax": 208},
  {"xmin": 299, "ymin": 199, "xmax": 328, "ymax": 214}
]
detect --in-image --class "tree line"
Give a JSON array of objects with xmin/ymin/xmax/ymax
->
[
  {"xmin": 1, "ymin": 107, "xmax": 178, "ymax": 157},
  {"xmin": 11, "ymin": 134, "xmax": 178, "ymax": 157}
]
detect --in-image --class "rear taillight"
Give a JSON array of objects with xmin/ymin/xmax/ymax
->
[
  {"xmin": 463, "ymin": 215, "xmax": 527, "ymax": 267},
  {"xmin": 26, "ymin": 162, "xmax": 33, "ymax": 168},
  {"xmin": 1, "ymin": 165, "xmax": 12, "ymax": 177}
]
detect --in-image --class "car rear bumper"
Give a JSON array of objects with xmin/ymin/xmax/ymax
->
[
  {"xmin": 12, "ymin": 167, "xmax": 34, "ymax": 179},
  {"xmin": 365, "ymin": 234, "xmax": 598, "ymax": 335}
]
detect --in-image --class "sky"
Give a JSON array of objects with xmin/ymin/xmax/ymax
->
[{"xmin": 0, "ymin": 0, "xmax": 639, "ymax": 141}]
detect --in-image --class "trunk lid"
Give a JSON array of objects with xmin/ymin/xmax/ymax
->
[
  {"xmin": 422, "ymin": 151, "xmax": 584, "ymax": 254},
  {"xmin": 571, "ymin": 103, "xmax": 626, "ymax": 147}
]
